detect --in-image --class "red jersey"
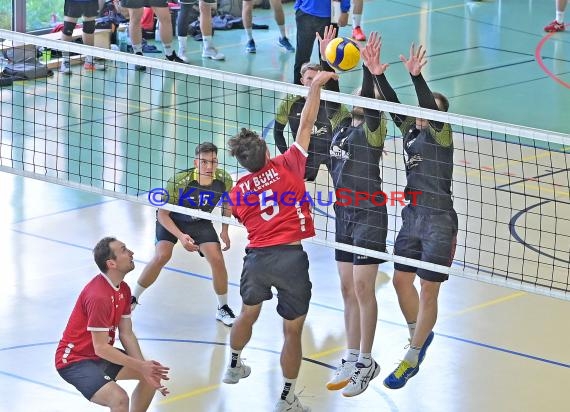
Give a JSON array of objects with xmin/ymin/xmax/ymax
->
[
  {"xmin": 230, "ymin": 143, "xmax": 315, "ymax": 247},
  {"xmin": 55, "ymin": 274, "xmax": 131, "ymax": 370}
]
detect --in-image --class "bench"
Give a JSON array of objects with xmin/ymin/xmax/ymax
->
[
  {"xmin": 38, "ymin": 28, "xmax": 112, "ymax": 69},
  {"xmin": 39, "ymin": 27, "xmax": 112, "ymax": 50}
]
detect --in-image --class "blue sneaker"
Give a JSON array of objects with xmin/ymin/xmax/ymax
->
[
  {"xmin": 245, "ymin": 39, "xmax": 256, "ymax": 53},
  {"xmin": 383, "ymin": 360, "xmax": 419, "ymax": 389},
  {"xmin": 418, "ymin": 331, "xmax": 434, "ymax": 365},
  {"xmin": 278, "ymin": 36, "xmax": 295, "ymax": 52}
]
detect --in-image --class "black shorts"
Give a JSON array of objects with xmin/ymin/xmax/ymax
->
[
  {"xmin": 120, "ymin": 0, "xmax": 168, "ymax": 8},
  {"xmin": 240, "ymin": 245, "xmax": 311, "ymax": 320},
  {"xmin": 334, "ymin": 205, "xmax": 388, "ymax": 265},
  {"xmin": 394, "ymin": 206, "xmax": 458, "ymax": 282},
  {"xmin": 156, "ymin": 219, "xmax": 219, "ymax": 245},
  {"xmin": 57, "ymin": 357, "xmax": 123, "ymax": 400},
  {"xmin": 64, "ymin": 0, "xmax": 99, "ymax": 18}
]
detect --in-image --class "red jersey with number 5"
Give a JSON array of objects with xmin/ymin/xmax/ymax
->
[{"xmin": 230, "ymin": 143, "xmax": 315, "ymax": 247}]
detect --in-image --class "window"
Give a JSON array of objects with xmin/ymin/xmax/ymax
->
[
  {"xmin": 26, "ymin": 0, "xmax": 65, "ymax": 32},
  {"xmin": 0, "ymin": 0, "xmax": 11, "ymax": 30}
]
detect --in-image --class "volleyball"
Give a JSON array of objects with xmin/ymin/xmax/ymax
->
[{"xmin": 324, "ymin": 37, "xmax": 361, "ymax": 71}]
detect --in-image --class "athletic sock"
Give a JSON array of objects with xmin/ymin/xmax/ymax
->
[
  {"xmin": 357, "ymin": 352, "xmax": 372, "ymax": 367},
  {"xmin": 281, "ymin": 378, "xmax": 296, "ymax": 402},
  {"xmin": 345, "ymin": 349, "xmax": 359, "ymax": 363},
  {"xmin": 217, "ymin": 294, "xmax": 228, "ymax": 308},
  {"xmin": 229, "ymin": 349, "xmax": 242, "ymax": 368}
]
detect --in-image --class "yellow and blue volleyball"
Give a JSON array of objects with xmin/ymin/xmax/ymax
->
[{"xmin": 324, "ymin": 37, "xmax": 361, "ymax": 71}]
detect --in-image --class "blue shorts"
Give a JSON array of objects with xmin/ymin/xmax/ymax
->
[
  {"xmin": 57, "ymin": 357, "xmax": 123, "ymax": 400},
  {"xmin": 394, "ymin": 206, "xmax": 458, "ymax": 282}
]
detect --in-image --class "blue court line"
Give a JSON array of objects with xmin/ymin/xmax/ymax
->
[
  {"xmin": 7, "ymin": 230, "xmax": 570, "ymax": 370},
  {"xmin": 434, "ymin": 333, "xmax": 570, "ymax": 369},
  {"xmin": 0, "ymin": 339, "xmax": 398, "ymax": 410},
  {"xmin": 0, "ymin": 370, "xmax": 79, "ymax": 396},
  {"xmin": 137, "ymin": 338, "xmax": 337, "ymax": 370},
  {"xmin": 12, "ymin": 198, "xmax": 119, "ymax": 224}
]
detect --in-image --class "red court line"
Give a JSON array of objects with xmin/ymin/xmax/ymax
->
[{"xmin": 535, "ymin": 26, "xmax": 570, "ymax": 89}]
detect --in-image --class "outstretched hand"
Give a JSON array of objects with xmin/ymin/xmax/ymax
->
[
  {"xmin": 361, "ymin": 32, "xmax": 388, "ymax": 75},
  {"xmin": 141, "ymin": 360, "xmax": 170, "ymax": 396},
  {"xmin": 310, "ymin": 70, "xmax": 339, "ymax": 88},
  {"xmin": 399, "ymin": 42, "xmax": 427, "ymax": 76},
  {"xmin": 316, "ymin": 25, "xmax": 337, "ymax": 59}
]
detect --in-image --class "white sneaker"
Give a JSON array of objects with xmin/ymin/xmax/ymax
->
[
  {"xmin": 178, "ymin": 50, "xmax": 190, "ymax": 63},
  {"xmin": 274, "ymin": 395, "xmax": 310, "ymax": 412},
  {"xmin": 202, "ymin": 46, "xmax": 225, "ymax": 60},
  {"xmin": 326, "ymin": 359, "xmax": 356, "ymax": 390},
  {"xmin": 59, "ymin": 61, "xmax": 71, "ymax": 74},
  {"xmin": 222, "ymin": 360, "xmax": 251, "ymax": 384},
  {"xmin": 342, "ymin": 360, "xmax": 381, "ymax": 397},
  {"xmin": 216, "ymin": 304, "xmax": 236, "ymax": 326}
]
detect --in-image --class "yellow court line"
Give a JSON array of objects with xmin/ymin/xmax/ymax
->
[
  {"xmin": 157, "ymin": 346, "xmax": 347, "ymax": 404},
  {"xmin": 439, "ymin": 291, "xmax": 526, "ymax": 322},
  {"xmin": 306, "ymin": 345, "xmax": 346, "ymax": 360},
  {"xmin": 158, "ymin": 383, "xmax": 221, "ymax": 405},
  {"xmin": 157, "ymin": 291, "xmax": 526, "ymax": 404}
]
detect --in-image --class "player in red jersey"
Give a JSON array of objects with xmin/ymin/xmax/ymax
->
[
  {"xmin": 55, "ymin": 237, "xmax": 170, "ymax": 411},
  {"xmin": 221, "ymin": 70, "xmax": 338, "ymax": 412}
]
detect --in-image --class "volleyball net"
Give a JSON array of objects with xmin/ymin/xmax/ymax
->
[{"xmin": 1, "ymin": 30, "xmax": 569, "ymax": 299}]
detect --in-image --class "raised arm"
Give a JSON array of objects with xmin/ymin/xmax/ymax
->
[
  {"xmin": 316, "ymin": 25, "xmax": 342, "ymax": 123},
  {"xmin": 296, "ymin": 71, "xmax": 339, "ymax": 152},
  {"xmin": 400, "ymin": 43, "xmax": 444, "ymax": 130},
  {"xmin": 363, "ymin": 34, "xmax": 407, "ymax": 128},
  {"xmin": 317, "ymin": 25, "xmax": 341, "ymax": 93},
  {"xmin": 360, "ymin": 32, "xmax": 383, "ymax": 133}
]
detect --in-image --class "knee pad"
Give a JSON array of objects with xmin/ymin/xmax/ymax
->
[
  {"xmin": 62, "ymin": 20, "xmax": 76, "ymax": 37},
  {"xmin": 82, "ymin": 20, "xmax": 96, "ymax": 34}
]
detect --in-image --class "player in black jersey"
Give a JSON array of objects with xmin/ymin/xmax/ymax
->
[
  {"xmin": 372, "ymin": 42, "xmax": 458, "ymax": 389},
  {"xmin": 274, "ymin": 25, "xmax": 350, "ymax": 181},
  {"xmin": 131, "ymin": 143, "xmax": 237, "ymax": 326},
  {"xmin": 325, "ymin": 32, "xmax": 387, "ymax": 398}
]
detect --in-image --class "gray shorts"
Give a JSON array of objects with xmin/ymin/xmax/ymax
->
[
  {"xmin": 240, "ymin": 245, "xmax": 312, "ymax": 320},
  {"xmin": 57, "ymin": 357, "xmax": 123, "ymax": 400},
  {"xmin": 394, "ymin": 205, "xmax": 458, "ymax": 282}
]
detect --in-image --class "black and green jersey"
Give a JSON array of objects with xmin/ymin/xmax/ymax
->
[
  {"xmin": 329, "ymin": 65, "xmax": 388, "ymax": 209},
  {"xmin": 273, "ymin": 60, "xmax": 351, "ymax": 180},
  {"xmin": 399, "ymin": 118, "xmax": 453, "ymax": 210},
  {"xmin": 375, "ymin": 72, "xmax": 454, "ymax": 211},
  {"xmin": 165, "ymin": 168, "xmax": 233, "ymax": 223}
]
